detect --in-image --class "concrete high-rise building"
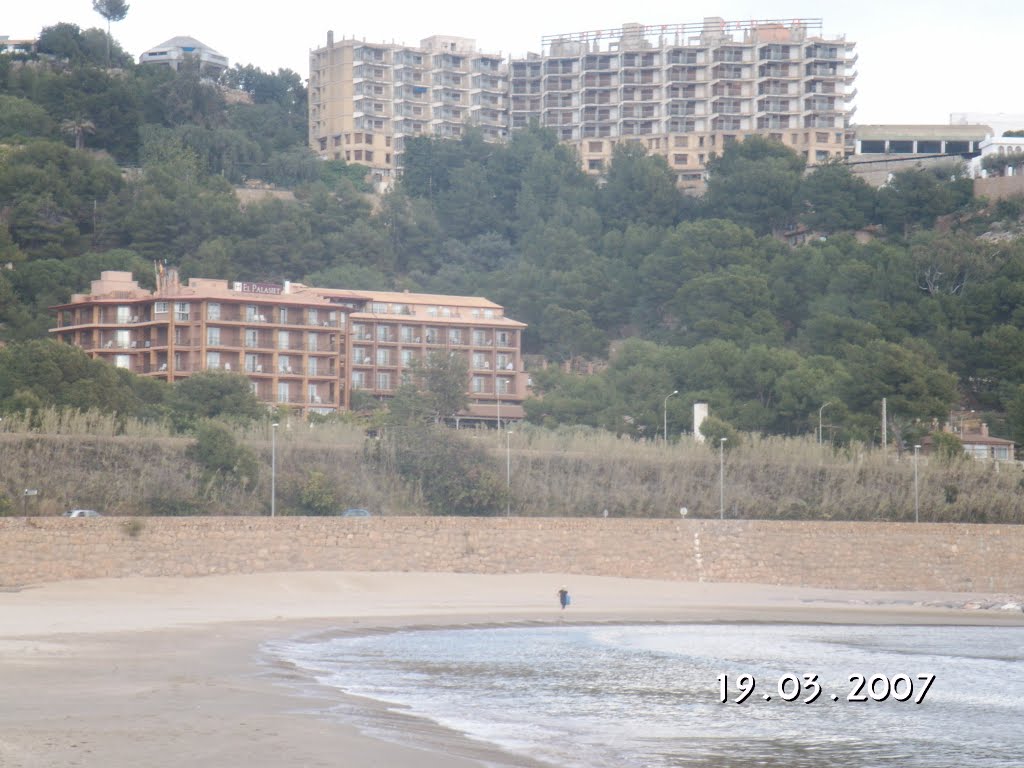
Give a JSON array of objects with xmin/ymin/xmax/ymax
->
[
  {"xmin": 309, "ymin": 19, "xmax": 856, "ymax": 187},
  {"xmin": 308, "ymin": 32, "xmax": 508, "ymax": 188},
  {"xmin": 511, "ymin": 18, "xmax": 856, "ymax": 187}
]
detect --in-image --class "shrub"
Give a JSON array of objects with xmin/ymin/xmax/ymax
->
[{"xmin": 369, "ymin": 426, "xmax": 506, "ymax": 515}]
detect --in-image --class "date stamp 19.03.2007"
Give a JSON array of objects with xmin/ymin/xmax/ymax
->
[{"xmin": 717, "ymin": 673, "xmax": 935, "ymax": 704}]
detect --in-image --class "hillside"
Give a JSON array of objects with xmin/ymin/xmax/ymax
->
[{"xmin": 2, "ymin": 22, "xmax": 1024, "ymax": 448}]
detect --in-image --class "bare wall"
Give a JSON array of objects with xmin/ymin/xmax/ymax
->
[{"xmin": 2, "ymin": 518, "xmax": 1021, "ymax": 592}]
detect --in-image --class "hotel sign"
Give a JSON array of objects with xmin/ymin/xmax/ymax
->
[{"xmin": 233, "ymin": 281, "xmax": 283, "ymax": 295}]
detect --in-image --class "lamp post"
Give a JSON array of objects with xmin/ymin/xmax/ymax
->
[
  {"xmin": 663, "ymin": 390, "xmax": 678, "ymax": 444},
  {"xmin": 496, "ymin": 384, "xmax": 501, "ymax": 431},
  {"xmin": 506, "ymin": 430, "xmax": 512, "ymax": 517},
  {"xmin": 818, "ymin": 401, "xmax": 832, "ymax": 445},
  {"xmin": 719, "ymin": 437, "xmax": 727, "ymax": 519},
  {"xmin": 913, "ymin": 444, "xmax": 921, "ymax": 523},
  {"xmin": 271, "ymin": 422, "xmax": 279, "ymax": 518}
]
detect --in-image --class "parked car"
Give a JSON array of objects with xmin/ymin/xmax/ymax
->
[
  {"xmin": 339, "ymin": 508, "xmax": 371, "ymax": 517},
  {"xmin": 63, "ymin": 509, "xmax": 102, "ymax": 517}
]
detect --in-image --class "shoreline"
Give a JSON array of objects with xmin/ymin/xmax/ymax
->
[{"xmin": 2, "ymin": 572, "xmax": 1022, "ymax": 768}]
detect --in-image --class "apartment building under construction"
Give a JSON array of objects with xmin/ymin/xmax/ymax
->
[
  {"xmin": 308, "ymin": 32, "xmax": 508, "ymax": 187},
  {"xmin": 50, "ymin": 270, "xmax": 528, "ymax": 422},
  {"xmin": 308, "ymin": 18, "xmax": 856, "ymax": 186}
]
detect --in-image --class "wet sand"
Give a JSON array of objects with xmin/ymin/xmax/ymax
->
[{"xmin": 2, "ymin": 572, "xmax": 1021, "ymax": 767}]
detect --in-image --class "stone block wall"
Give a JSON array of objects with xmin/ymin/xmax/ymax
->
[{"xmin": 0, "ymin": 517, "xmax": 1021, "ymax": 592}]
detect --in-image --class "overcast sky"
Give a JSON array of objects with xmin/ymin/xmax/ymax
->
[{"xmin": 5, "ymin": 0, "xmax": 1023, "ymax": 126}]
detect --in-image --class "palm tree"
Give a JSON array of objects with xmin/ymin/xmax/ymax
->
[
  {"xmin": 61, "ymin": 118, "xmax": 96, "ymax": 150},
  {"xmin": 91, "ymin": 0, "xmax": 130, "ymax": 68}
]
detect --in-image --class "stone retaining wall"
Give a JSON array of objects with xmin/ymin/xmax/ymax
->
[{"xmin": 1, "ymin": 517, "xmax": 1021, "ymax": 592}]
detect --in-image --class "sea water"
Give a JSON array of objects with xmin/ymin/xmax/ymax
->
[{"xmin": 266, "ymin": 624, "xmax": 1024, "ymax": 767}]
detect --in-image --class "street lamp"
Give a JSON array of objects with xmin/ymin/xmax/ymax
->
[
  {"xmin": 271, "ymin": 422, "xmax": 279, "ymax": 518},
  {"xmin": 719, "ymin": 437, "xmax": 727, "ymax": 519},
  {"xmin": 496, "ymin": 384, "xmax": 501, "ymax": 431},
  {"xmin": 506, "ymin": 430, "xmax": 513, "ymax": 517},
  {"xmin": 663, "ymin": 390, "xmax": 678, "ymax": 444},
  {"xmin": 913, "ymin": 444, "xmax": 921, "ymax": 523},
  {"xmin": 818, "ymin": 401, "xmax": 832, "ymax": 445}
]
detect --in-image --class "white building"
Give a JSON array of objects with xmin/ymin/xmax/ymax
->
[
  {"xmin": 969, "ymin": 136, "xmax": 1024, "ymax": 177},
  {"xmin": 139, "ymin": 36, "xmax": 229, "ymax": 77}
]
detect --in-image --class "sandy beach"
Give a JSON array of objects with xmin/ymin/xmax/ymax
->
[{"xmin": 2, "ymin": 572, "xmax": 1022, "ymax": 768}]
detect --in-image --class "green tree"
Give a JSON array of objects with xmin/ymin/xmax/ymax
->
[
  {"xmin": 185, "ymin": 421, "xmax": 259, "ymax": 489},
  {"xmin": 371, "ymin": 426, "xmax": 506, "ymax": 515},
  {"xmin": 597, "ymin": 143, "xmax": 687, "ymax": 231},
  {"xmin": 0, "ymin": 96, "xmax": 55, "ymax": 141},
  {"xmin": 704, "ymin": 137, "xmax": 806, "ymax": 234},
  {"xmin": 92, "ymin": 0, "xmax": 130, "ymax": 68},
  {"xmin": 168, "ymin": 371, "xmax": 265, "ymax": 431},
  {"xmin": 0, "ymin": 339, "xmax": 158, "ymax": 415},
  {"xmin": 388, "ymin": 351, "xmax": 469, "ymax": 424},
  {"xmin": 798, "ymin": 160, "xmax": 876, "ymax": 232}
]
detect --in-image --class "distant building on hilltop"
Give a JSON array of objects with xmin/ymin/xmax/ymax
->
[
  {"xmin": 309, "ymin": 18, "xmax": 857, "ymax": 189},
  {"xmin": 50, "ymin": 270, "xmax": 527, "ymax": 423},
  {"xmin": 309, "ymin": 32, "xmax": 508, "ymax": 190},
  {"xmin": 0, "ymin": 36, "xmax": 36, "ymax": 56},
  {"xmin": 139, "ymin": 36, "xmax": 229, "ymax": 77}
]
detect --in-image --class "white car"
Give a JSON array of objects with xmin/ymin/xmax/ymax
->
[{"xmin": 63, "ymin": 509, "xmax": 102, "ymax": 517}]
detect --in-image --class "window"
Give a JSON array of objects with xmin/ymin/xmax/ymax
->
[
  {"xmin": 371, "ymin": 302, "xmax": 388, "ymax": 314},
  {"xmin": 308, "ymin": 309, "xmax": 319, "ymax": 325},
  {"xmin": 352, "ymin": 371, "xmax": 367, "ymax": 389},
  {"xmin": 277, "ymin": 382, "xmax": 290, "ymax": 403},
  {"xmin": 471, "ymin": 376, "xmax": 488, "ymax": 393},
  {"xmin": 376, "ymin": 348, "xmax": 392, "ymax": 366},
  {"xmin": 175, "ymin": 302, "xmax": 190, "ymax": 321},
  {"xmin": 401, "ymin": 349, "xmax": 416, "ymax": 365},
  {"xmin": 425, "ymin": 327, "xmax": 439, "ymax": 344},
  {"xmin": 116, "ymin": 306, "xmax": 132, "ymax": 324},
  {"xmin": 473, "ymin": 330, "xmax": 491, "ymax": 346},
  {"xmin": 278, "ymin": 331, "xmax": 290, "ymax": 350},
  {"xmin": 674, "ymin": 136, "xmax": 689, "ymax": 148},
  {"xmin": 114, "ymin": 354, "xmax": 131, "ymax": 369},
  {"xmin": 207, "ymin": 327, "xmax": 221, "ymax": 346},
  {"xmin": 376, "ymin": 372, "xmax": 392, "ymax": 390},
  {"xmin": 206, "ymin": 351, "xmax": 221, "ymax": 369},
  {"xmin": 449, "ymin": 329, "xmax": 463, "ymax": 344},
  {"xmin": 473, "ymin": 353, "xmax": 490, "ymax": 369},
  {"xmin": 307, "ymin": 358, "xmax": 318, "ymax": 376},
  {"xmin": 279, "ymin": 356, "xmax": 294, "ymax": 374},
  {"xmin": 307, "ymin": 332, "xmax": 320, "ymax": 351},
  {"xmin": 401, "ymin": 326, "xmax": 416, "ymax": 342},
  {"xmin": 245, "ymin": 354, "xmax": 259, "ymax": 373},
  {"xmin": 279, "ymin": 307, "xmax": 289, "ymax": 324},
  {"xmin": 207, "ymin": 303, "xmax": 220, "ymax": 321},
  {"xmin": 354, "ymin": 347, "xmax": 372, "ymax": 364},
  {"xmin": 245, "ymin": 329, "xmax": 259, "ymax": 348},
  {"xmin": 378, "ymin": 324, "xmax": 394, "ymax": 342},
  {"xmin": 115, "ymin": 330, "xmax": 131, "ymax": 348},
  {"xmin": 497, "ymin": 331, "xmax": 511, "ymax": 347},
  {"xmin": 674, "ymin": 154, "xmax": 688, "ymax": 165}
]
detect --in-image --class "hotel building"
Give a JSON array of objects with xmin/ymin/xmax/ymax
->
[
  {"xmin": 50, "ymin": 270, "xmax": 528, "ymax": 422},
  {"xmin": 309, "ymin": 18, "xmax": 856, "ymax": 186}
]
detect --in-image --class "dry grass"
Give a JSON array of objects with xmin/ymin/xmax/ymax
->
[{"xmin": 1, "ymin": 412, "xmax": 1022, "ymax": 522}]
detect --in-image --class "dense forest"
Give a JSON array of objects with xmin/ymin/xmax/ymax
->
[{"xmin": 3, "ymin": 22, "xmax": 1024, "ymax": 448}]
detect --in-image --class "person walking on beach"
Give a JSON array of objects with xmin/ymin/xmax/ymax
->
[{"xmin": 557, "ymin": 586, "xmax": 570, "ymax": 610}]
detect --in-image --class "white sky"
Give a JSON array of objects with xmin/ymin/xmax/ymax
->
[{"xmin": 5, "ymin": 0, "xmax": 1023, "ymax": 126}]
